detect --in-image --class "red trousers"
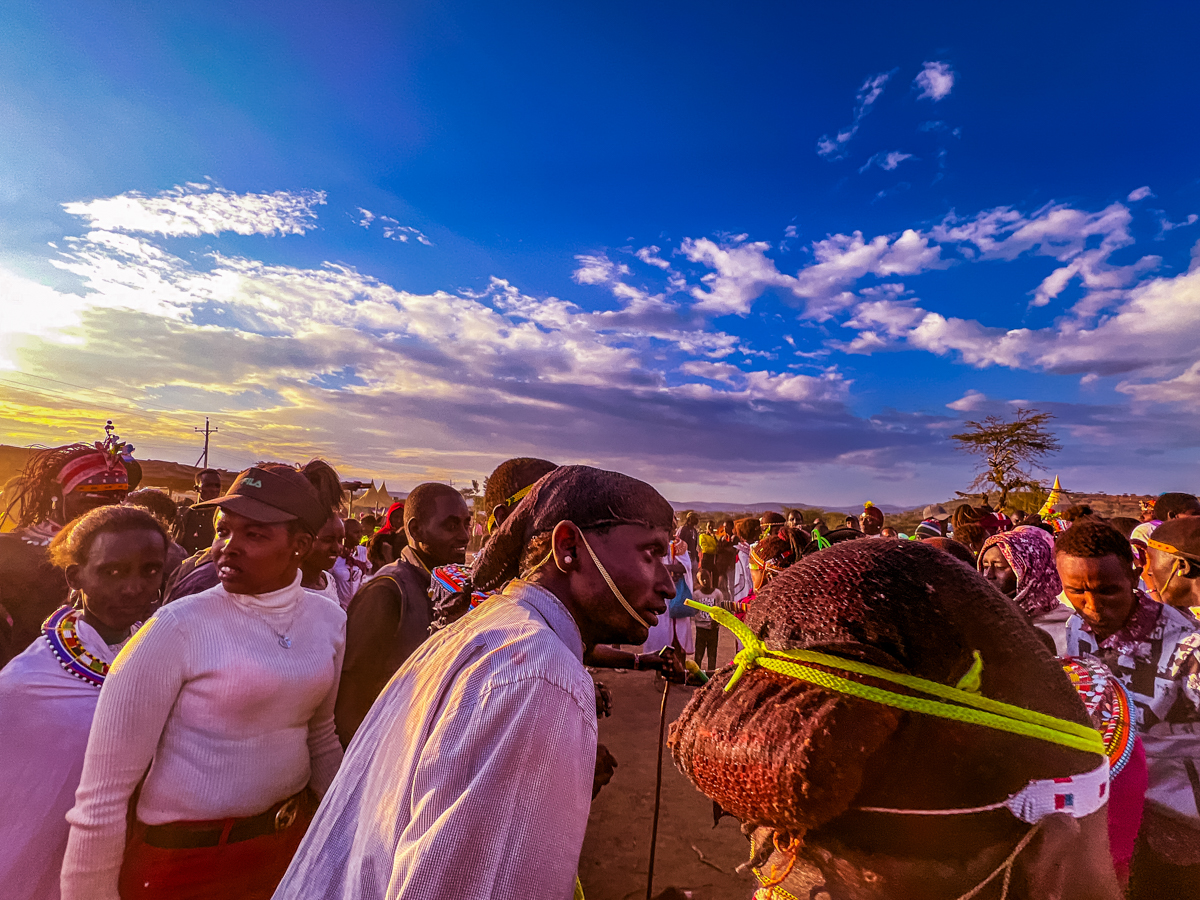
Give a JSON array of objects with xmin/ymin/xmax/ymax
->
[{"xmin": 118, "ymin": 804, "xmax": 312, "ymax": 900}]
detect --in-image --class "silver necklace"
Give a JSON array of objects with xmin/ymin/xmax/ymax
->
[{"xmin": 246, "ymin": 607, "xmax": 298, "ymax": 649}]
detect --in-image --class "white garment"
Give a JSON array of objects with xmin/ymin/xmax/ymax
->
[
  {"xmin": 310, "ymin": 569, "xmax": 344, "ymax": 605},
  {"xmin": 61, "ymin": 572, "xmax": 346, "ymax": 900},
  {"xmin": 731, "ymin": 541, "xmax": 754, "ymax": 604},
  {"xmin": 272, "ymin": 580, "xmax": 596, "ymax": 900},
  {"xmin": 0, "ymin": 617, "xmax": 130, "ymax": 900},
  {"xmin": 643, "ymin": 614, "xmax": 695, "ymax": 656},
  {"xmin": 643, "ymin": 545, "xmax": 696, "ymax": 655},
  {"xmin": 330, "ymin": 557, "xmax": 363, "ymax": 609}
]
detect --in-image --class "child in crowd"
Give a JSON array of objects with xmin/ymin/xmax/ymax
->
[{"xmin": 691, "ymin": 568, "xmax": 723, "ymax": 672}]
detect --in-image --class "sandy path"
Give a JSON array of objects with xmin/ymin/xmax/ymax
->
[{"xmin": 579, "ymin": 628, "xmax": 756, "ymax": 900}]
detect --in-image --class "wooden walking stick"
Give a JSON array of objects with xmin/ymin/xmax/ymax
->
[{"xmin": 646, "ymin": 677, "xmax": 670, "ymax": 900}]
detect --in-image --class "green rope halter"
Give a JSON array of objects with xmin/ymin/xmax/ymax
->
[{"xmin": 684, "ymin": 601, "xmax": 1104, "ymax": 757}]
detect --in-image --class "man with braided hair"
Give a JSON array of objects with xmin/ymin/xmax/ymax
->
[
  {"xmin": 672, "ymin": 539, "xmax": 1121, "ymax": 899},
  {"xmin": 0, "ymin": 442, "xmax": 129, "ymax": 666},
  {"xmin": 274, "ymin": 466, "xmax": 676, "ymax": 900}
]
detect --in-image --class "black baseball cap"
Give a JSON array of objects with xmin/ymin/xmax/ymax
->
[{"xmin": 193, "ymin": 466, "xmax": 328, "ymax": 534}]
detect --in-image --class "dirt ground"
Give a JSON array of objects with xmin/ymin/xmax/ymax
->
[{"xmin": 579, "ymin": 628, "xmax": 757, "ymax": 900}]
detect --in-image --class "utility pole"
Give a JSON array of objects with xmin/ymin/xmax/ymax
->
[{"xmin": 194, "ymin": 417, "xmax": 218, "ymax": 468}]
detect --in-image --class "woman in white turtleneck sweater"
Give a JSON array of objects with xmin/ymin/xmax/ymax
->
[{"xmin": 61, "ymin": 466, "xmax": 346, "ymax": 900}]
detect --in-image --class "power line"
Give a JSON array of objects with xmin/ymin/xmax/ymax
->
[{"xmin": 194, "ymin": 417, "xmax": 218, "ymax": 468}]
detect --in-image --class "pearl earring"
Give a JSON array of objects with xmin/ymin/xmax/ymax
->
[{"xmin": 564, "ymin": 555, "xmax": 573, "ymax": 563}]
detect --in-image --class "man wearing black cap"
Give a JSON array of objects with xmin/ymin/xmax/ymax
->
[{"xmin": 334, "ymin": 483, "xmax": 471, "ymax": 747}]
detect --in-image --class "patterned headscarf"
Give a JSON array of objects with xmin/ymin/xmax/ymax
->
[
  {"xmin": 978, "ymin": 525, "xmax": 1063, "ymax": 618},
  {"xmin": 56, "ymin": 450, "xmax": 128, "ymax": 496}
]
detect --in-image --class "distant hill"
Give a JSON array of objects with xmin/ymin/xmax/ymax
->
[
  {"xmin": 670, "ymin": 500, "xmax": 913, "ymax": 516},
  {"xmin": 0, "ymin": 445, "xmax": 406, "ymax": 504},
  {"xmin": 0, "ymin": 444, "xmax": 239, "ymax": 494}
]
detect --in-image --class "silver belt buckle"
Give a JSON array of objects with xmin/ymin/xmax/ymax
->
[{"xmin": 275, "ymin": 797, "xmax": 300, "ymax": 832}]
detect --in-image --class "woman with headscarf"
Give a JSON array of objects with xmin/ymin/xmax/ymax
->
[
  {"xmin": 671, "ymin": 539, "xmax": 1121, "ymax": 900},
  {"xmin": 60, "ymin": 466, "xmax": 346, "ymax": 900},
  {"xmin": 978, "ymin": 525, "xmax": 1071, "ymax": 654},
  {"xmin": 274, "ymin": 466, "xmax": 677, "ymax": 900},
  {"xmin": 0, "ymin": 441, "xmax": 130, "ymax": 667},
  {"xmin": 729, "ymin": 518, "xmax": 760, "ymax": 607},
  {"xmin": 0, "ymin": 506, "xmax": 167, "ymax": 900},
  {"xmin": 366, "ymin": 500, "xmax": 407, "ymax": 571}
]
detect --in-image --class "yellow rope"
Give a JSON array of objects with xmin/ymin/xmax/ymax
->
[{"xmin": 685, "ymin": 600, "xmax": 1105, "ymax": 757}]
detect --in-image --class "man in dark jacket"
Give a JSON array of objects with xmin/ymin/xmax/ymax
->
[
  {"xmin": 176, "ymin": 469, "xmax": 223, "ymax": 555},
  {"xmin": 335, "ymin": 482, "xmax": 471, "ymax": 746}
]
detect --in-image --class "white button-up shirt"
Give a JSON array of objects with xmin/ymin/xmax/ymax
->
[{"xmin": 273, "ymin": 580, "xmax": 598, "ymax": 900}]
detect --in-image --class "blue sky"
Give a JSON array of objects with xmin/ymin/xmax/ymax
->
[{"xmin": 2, "ymin": 0, "xmax": 1199, "ymax": 505}]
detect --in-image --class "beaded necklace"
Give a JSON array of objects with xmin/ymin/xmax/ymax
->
[{"xmin": 42, "ymin": 606, "xmax": 112, "ymax": 687}]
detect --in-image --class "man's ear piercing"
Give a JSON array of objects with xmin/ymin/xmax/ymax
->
[{"xmin": 564, "ymin": 555, "xmax": 573, "ymax": 563}]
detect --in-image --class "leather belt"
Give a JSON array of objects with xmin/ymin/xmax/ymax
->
[{"xmin": 141, "ymin": 791, "xmax": 308, "ymax": 850}]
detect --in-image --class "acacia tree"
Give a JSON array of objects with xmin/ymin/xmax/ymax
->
[{"xmin": 950, "ymin": 408, "xmax": 1062, "ymax": 508}]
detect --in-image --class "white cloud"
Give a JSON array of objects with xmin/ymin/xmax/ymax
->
[
  {"xmin": 817, "ymin": 70, "xmax": 894, "ymax": 160},
  {"xmin": 635, "ymin": 245, "xmax": 671, "ymax": 270},
  {"xmin": 382, "ymin": 224, "xmax": 433, "ymax": 246},
  {"xmin": 1119, "ymin": 361, "xmax": 1200, "ymax": 407},
  {"xmin": 1157, "ymin": 214, "xmax": 1199, "ymax": 239},
  {"xmin": 859, "ymin": 150, "xmax": 916, "ymax": 173},
  {"xmin": 837, "ymin": 232, "xmax": 1200, "ymax": 392},
  {"xmin": 680, "ymin": 228, "xmax": 945, "ymax": 319},
  {"xmin": 5, "ymin": 216, "xmax": 906, "ymax": 489},
  {"xmin": 930, "ymin": 200, "xmax": 1160, "ymax": 311},
  {"xmin": 356, "ymin": 208, "xmax": 375, "ymax": 227},
  {"xmin": 946, "ymin": 389, "xmax": 988, "ymax": 412},
  {"xmin": 681, "ymin": 237, "xmax": 796, "ymax": 315},
  {"xmin": 793, "ymin": 229, "xmax": 944, "ymax": 318},
  {"xmin": 914, "ymin": 61, "xmax": 955, "ymax": 101},
  {"xmin": 572, "ymin": 253, "xmax": 631, "ymax": 285},
  {"xmin": 62, "ymin": 182, "xmax": 326, "ymax": 237},
  {"xmin": 1127, "ymin": 186, "xmax": 1155, "ymax": 202},
  {"xmin": 679, "ymin": 360, "xmax": 741, "ymax": 383}
]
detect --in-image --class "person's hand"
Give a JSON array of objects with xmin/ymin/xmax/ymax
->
[
  {"xmin": 594, "ymin": 681, "xmax": 612, "ymax": 718},
  {"xmin": 655, "ymin": 645, "xmax": 687, "ymax": 684},
  {"xmin": 592, "ymin": 744, "xmax": 617, "ymax": 799}
]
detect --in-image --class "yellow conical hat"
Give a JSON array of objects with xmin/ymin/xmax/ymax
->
[{"xmin": 1038, "ymin": 476, "xmax": 1062, "ymax": 519}]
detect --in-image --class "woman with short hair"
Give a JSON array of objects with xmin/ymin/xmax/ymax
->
[
  {"xmin": 0, "ymin": 506, "xmax": 167, "ymax": 900},
  {"xmin": 61, "ymin": 466, "xmax": 346, "ymax": 900}
]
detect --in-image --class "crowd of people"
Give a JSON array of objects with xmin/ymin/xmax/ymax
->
[{"xmin": 1, "ymin": 432, "xmax": 1200, "ymax": 899}]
